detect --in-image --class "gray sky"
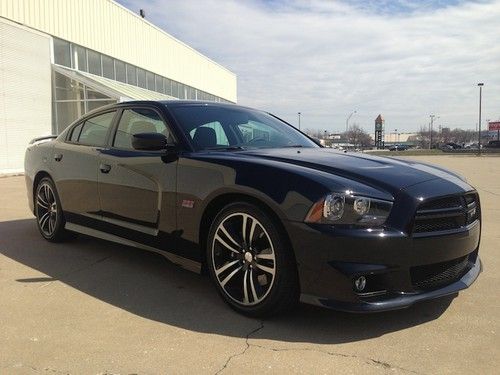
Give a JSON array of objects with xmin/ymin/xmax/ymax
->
[{"xmin": 118, "ymin": 0, "xmax": 500, "ymax": 133}]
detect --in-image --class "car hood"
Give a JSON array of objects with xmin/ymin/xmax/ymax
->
[{"xmin": 237, "ymin": 148, "xmax": 470, "ymax": 195}]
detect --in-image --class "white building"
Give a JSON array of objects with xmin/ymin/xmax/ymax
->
[{"xmin": 0, "ymin": 0, "xmax": 237, "ymax": 173}]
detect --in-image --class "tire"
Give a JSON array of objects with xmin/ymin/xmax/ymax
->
[
  {"xmin": 34, "ymin": 177, "xmax": 74, "ymax": 242},
  {"xmin": 207, "ymin": 202, "xmax": 299, "ymax": 317}
]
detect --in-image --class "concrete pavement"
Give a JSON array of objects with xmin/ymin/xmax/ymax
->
[{"xmin": 0, "ymin": 155, "xmax": 498, "ymax": 374}]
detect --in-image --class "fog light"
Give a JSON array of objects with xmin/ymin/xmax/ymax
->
[{"xmin": 354, "ymin": 276, "xmax": 367, "ymax": 292}]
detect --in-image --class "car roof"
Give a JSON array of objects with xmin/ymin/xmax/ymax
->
[{"xmin": 110, "ymin": 100, "xmax": 256, "ymax": 111}]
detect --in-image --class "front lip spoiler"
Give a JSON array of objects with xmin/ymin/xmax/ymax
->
[{"xmin": 300, "ymin": 255, "xmax": 482, "ymax": 313}]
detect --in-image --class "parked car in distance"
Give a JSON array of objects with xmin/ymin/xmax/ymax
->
[
  {"xmin": 25, "ymin": 101, "xmax": 482, "ymax": 316},
  {"xmin": 485, "ymin": 140, "xmax": 500, "ymax": 148},
  {"xmin": 444, "ymin": 142, "xmax": 462, "ymax": 149},
  {"xmin": 388, "ymin": 144, "xmax": 409, "ymax": 151}
]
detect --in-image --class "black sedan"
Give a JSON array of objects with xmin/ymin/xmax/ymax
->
[{"xmin": 25, "ymin": 101, "xmax": 481, "ymax": 316}]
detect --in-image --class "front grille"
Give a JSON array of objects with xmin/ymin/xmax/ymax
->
[
  {"xmin": 412, "ymin": 193, "xmax": 479, "ymax": 234},
  {"xmin": 411, "ymin": 255, "xmax": 471, "ymax": 290}
]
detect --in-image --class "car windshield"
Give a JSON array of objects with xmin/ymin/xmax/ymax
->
[{"xmin": 168, "ymin": 105, "xmax": 318, "ymax": 151}]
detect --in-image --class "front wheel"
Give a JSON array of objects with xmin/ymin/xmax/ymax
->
[{"xmin": 207, "ymin": 202, "xmax": 299, "ymax": 317}]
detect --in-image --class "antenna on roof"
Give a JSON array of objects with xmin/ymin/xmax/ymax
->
[{"xmin": 139, "ymin": 9, "xmax": 146, "ymax": 18}]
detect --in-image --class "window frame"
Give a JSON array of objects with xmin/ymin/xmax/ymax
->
[
  {"xmin": 64, "ymin": 110, "xmax": 118, "ymax": 147},
  {"xmin": 109, "ymin": 106, "xmax": 177, "ymax": 152}
]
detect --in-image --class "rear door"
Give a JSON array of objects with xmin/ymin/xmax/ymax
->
[
  {"xmin": 52, "ymin": 110, "xmax": 117, "ymax": 219},
  {"xmin": 97, "ymin": 106, "xmax": 177, "ymax": 239}
]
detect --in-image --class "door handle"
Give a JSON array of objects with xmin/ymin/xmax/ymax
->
[
  {"xmin": 54, "ymin": 154, "xmax": 63, "ymax": 162},
  {"xmin": 99, "ymin": 163, "xmax": 111, "ymax": 173}
]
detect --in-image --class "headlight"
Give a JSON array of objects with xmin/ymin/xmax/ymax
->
[{"xmin": 305, "ymin": 192, "xmax": 393, "ymax": 226}]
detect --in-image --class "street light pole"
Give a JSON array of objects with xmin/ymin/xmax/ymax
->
[
  {"xmin": 345, "ymin": 110, "xmax": 356, "ymax": 132},
  {"xmin": 477, "ymin": 83, "xmax": 484, "ymax": 155},
  {"xmin": 429, "ymin": 114, "xmax": 435, "ymax": 150},
  {"xmin": 298, "ymin": 112, "xmax": 301, "ymax": 131}
]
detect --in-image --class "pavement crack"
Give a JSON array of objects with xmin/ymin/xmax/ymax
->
[
  {"xmin": 247, "ymin": 343, "xmax": 425, "ymax": 374},
  {"xmin": 214, "ymin": 320, "xmax": 265, "ymax": 374}
]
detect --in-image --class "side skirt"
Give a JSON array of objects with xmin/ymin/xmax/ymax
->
[{"xmin": 65, "ymin": 222, "xmax": 201, "ymax": 274}]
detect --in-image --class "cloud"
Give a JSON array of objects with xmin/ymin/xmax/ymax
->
[{"xmin": 118, "ymin": 0, "xmax": 500, "ymax": 132}]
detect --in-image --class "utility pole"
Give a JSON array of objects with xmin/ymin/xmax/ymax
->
[
  {"xmin": 429, "ymin": 115, "xmax": 435, "ymax": 150},
  {"xmin": 297, "ymin": 112, "xmax": 301, "ymax": 131},
  {"xmin": 477, "ymin": 83, "xmax": 484, "ymax": 155}
]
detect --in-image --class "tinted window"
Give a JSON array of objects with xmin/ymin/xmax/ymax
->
[
  {"xmin": 70, "ymin": 123, "xmax": 83, "ymax": 142},
  {"xmin": 79, "ymin": 112, "xmax": 116, "ymax": 147},
  {"xmin": 113, "ymin": 108, "xmax": 171, "ymax": 150},
  {"xmin": 189, "ymin": 122, "xmax": 229, "ymax": 146}
]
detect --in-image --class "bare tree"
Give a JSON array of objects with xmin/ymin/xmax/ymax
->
[{"xmin": 344, "ymin": 124, "xmax": 372, "ymax": 149}]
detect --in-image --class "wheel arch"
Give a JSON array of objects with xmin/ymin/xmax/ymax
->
[
  {"xmin": 32, "ymin": 171, "xmax": 53, "ymax": 203},
  {"xmin": 198, "ymin": 192, "xmax": 296, "ymax": 273}
]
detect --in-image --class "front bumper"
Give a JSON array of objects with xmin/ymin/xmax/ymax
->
[{"xmin": 287, "ymin": 219, "xmax": 481, "ymax": 312}]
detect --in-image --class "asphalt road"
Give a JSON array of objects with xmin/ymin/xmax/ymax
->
[{"xmin": 0, "ymin": 155, "xmax": 498, "ymax": 374}]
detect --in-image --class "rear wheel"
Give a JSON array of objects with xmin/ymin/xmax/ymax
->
[
  {"xmin": 207, "ymin": 202, "xmax": 299, "ymax": 317},
  {"xmin": 35, "ymin": 177, "xmax": 74, "ymax": 242}
]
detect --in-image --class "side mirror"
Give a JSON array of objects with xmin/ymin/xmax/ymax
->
[{"xmin": 132, "ymin": 133, "xmax": 167, "ymax": 151}]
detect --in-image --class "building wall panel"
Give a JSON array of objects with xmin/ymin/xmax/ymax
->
[
  {"xmin": 0, "ymin": 0, "xmax": 236, "ymax": 101},
  {"xmin": 0, "ymin": 18, "xmax": 52, "ymax": 172}
]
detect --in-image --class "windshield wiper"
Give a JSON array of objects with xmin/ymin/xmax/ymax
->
[
  {"xmin": 204, "ymin": 146, "xmax": 246, "ymax": 151},
  {"xmin": 282, "ymin": 145, "xmax": 304, "ymax": 148}
]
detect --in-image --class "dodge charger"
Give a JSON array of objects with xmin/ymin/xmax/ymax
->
[{"xmin": 24, "ymin": 101, "xmax": 482, "ymax": 316}]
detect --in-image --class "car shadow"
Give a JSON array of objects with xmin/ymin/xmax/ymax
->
[{"xmin": 0, "ymin": 218, "xmax": 455, "ymax": 345}]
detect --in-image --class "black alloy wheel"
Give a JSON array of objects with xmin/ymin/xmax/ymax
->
[
  {"xmin": 35, "ymin": 177, "xmax": 73, "ymax": 242},
  {"xmin": 207, "ymin": 202, "xmax": 299, "ymax": 317}
]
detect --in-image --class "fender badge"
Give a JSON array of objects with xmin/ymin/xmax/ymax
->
[{"xmin": 181, "ymin": 199, "xmax": 195, "ymax": 209}]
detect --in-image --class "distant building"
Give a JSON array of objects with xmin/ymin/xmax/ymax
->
[{"xmin": 369, "ymin": 132, "xmax": 418, "ymax": 146}]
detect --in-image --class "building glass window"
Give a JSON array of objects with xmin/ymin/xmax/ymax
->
[
  {"xmin": 88, "ymin": 50, "xmax": 102, "ymax": 76},
  {"xmin": 178, "ymin": 83, "xmax": 186, "ymax": 99},
  {"xmin": 73, "ymin": 45, "xmax": 87, "ymax": 72},
  {"xmin": 115, "ymin": 60, "xmax": 126, "ymax": 83},
  {"xmin": 54, "ymin": 38, "xmax": 71, "ymax": 67},
  {"xmin": 55, "ymin": 101, "xmax": 85, "ymax": 133},
  {"xmin": 155, "ymin": 75, "xmax": 164, "ymax": 93},
  {"xmin": 86, "ymin": 100, "xmax": 116, "ymax": 112},
  {"xmin": 126, "ymin": 64, "xmax": 137, "ymax": 85},
  {"xmin": 53, "ymin": 72, "xmax": 117, "ymax": 133},
  {"xmin": 164, "ymin": 78, "xmax": 172, "ymax": 96},
  {"xmin": 137, "ymin": 68, "xmax": 146, "ymax": 88},
  {"xmin": 146, "ymin": 71, "xmax": 155, "ymax": 91},
  {"xmin": 172, "ymin": 81, "xmax": 179, "ymax": 98},
  {"xmin": 86, "ymin": 87, "xmax": 110, "ymax": 100},
  {"xmin": 102, "ymin": 55, "xmax": 114, "ymax": 79},
  {"xmin": 54, "ymin": 74, "xmax": 84, "ymax": 101}
]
